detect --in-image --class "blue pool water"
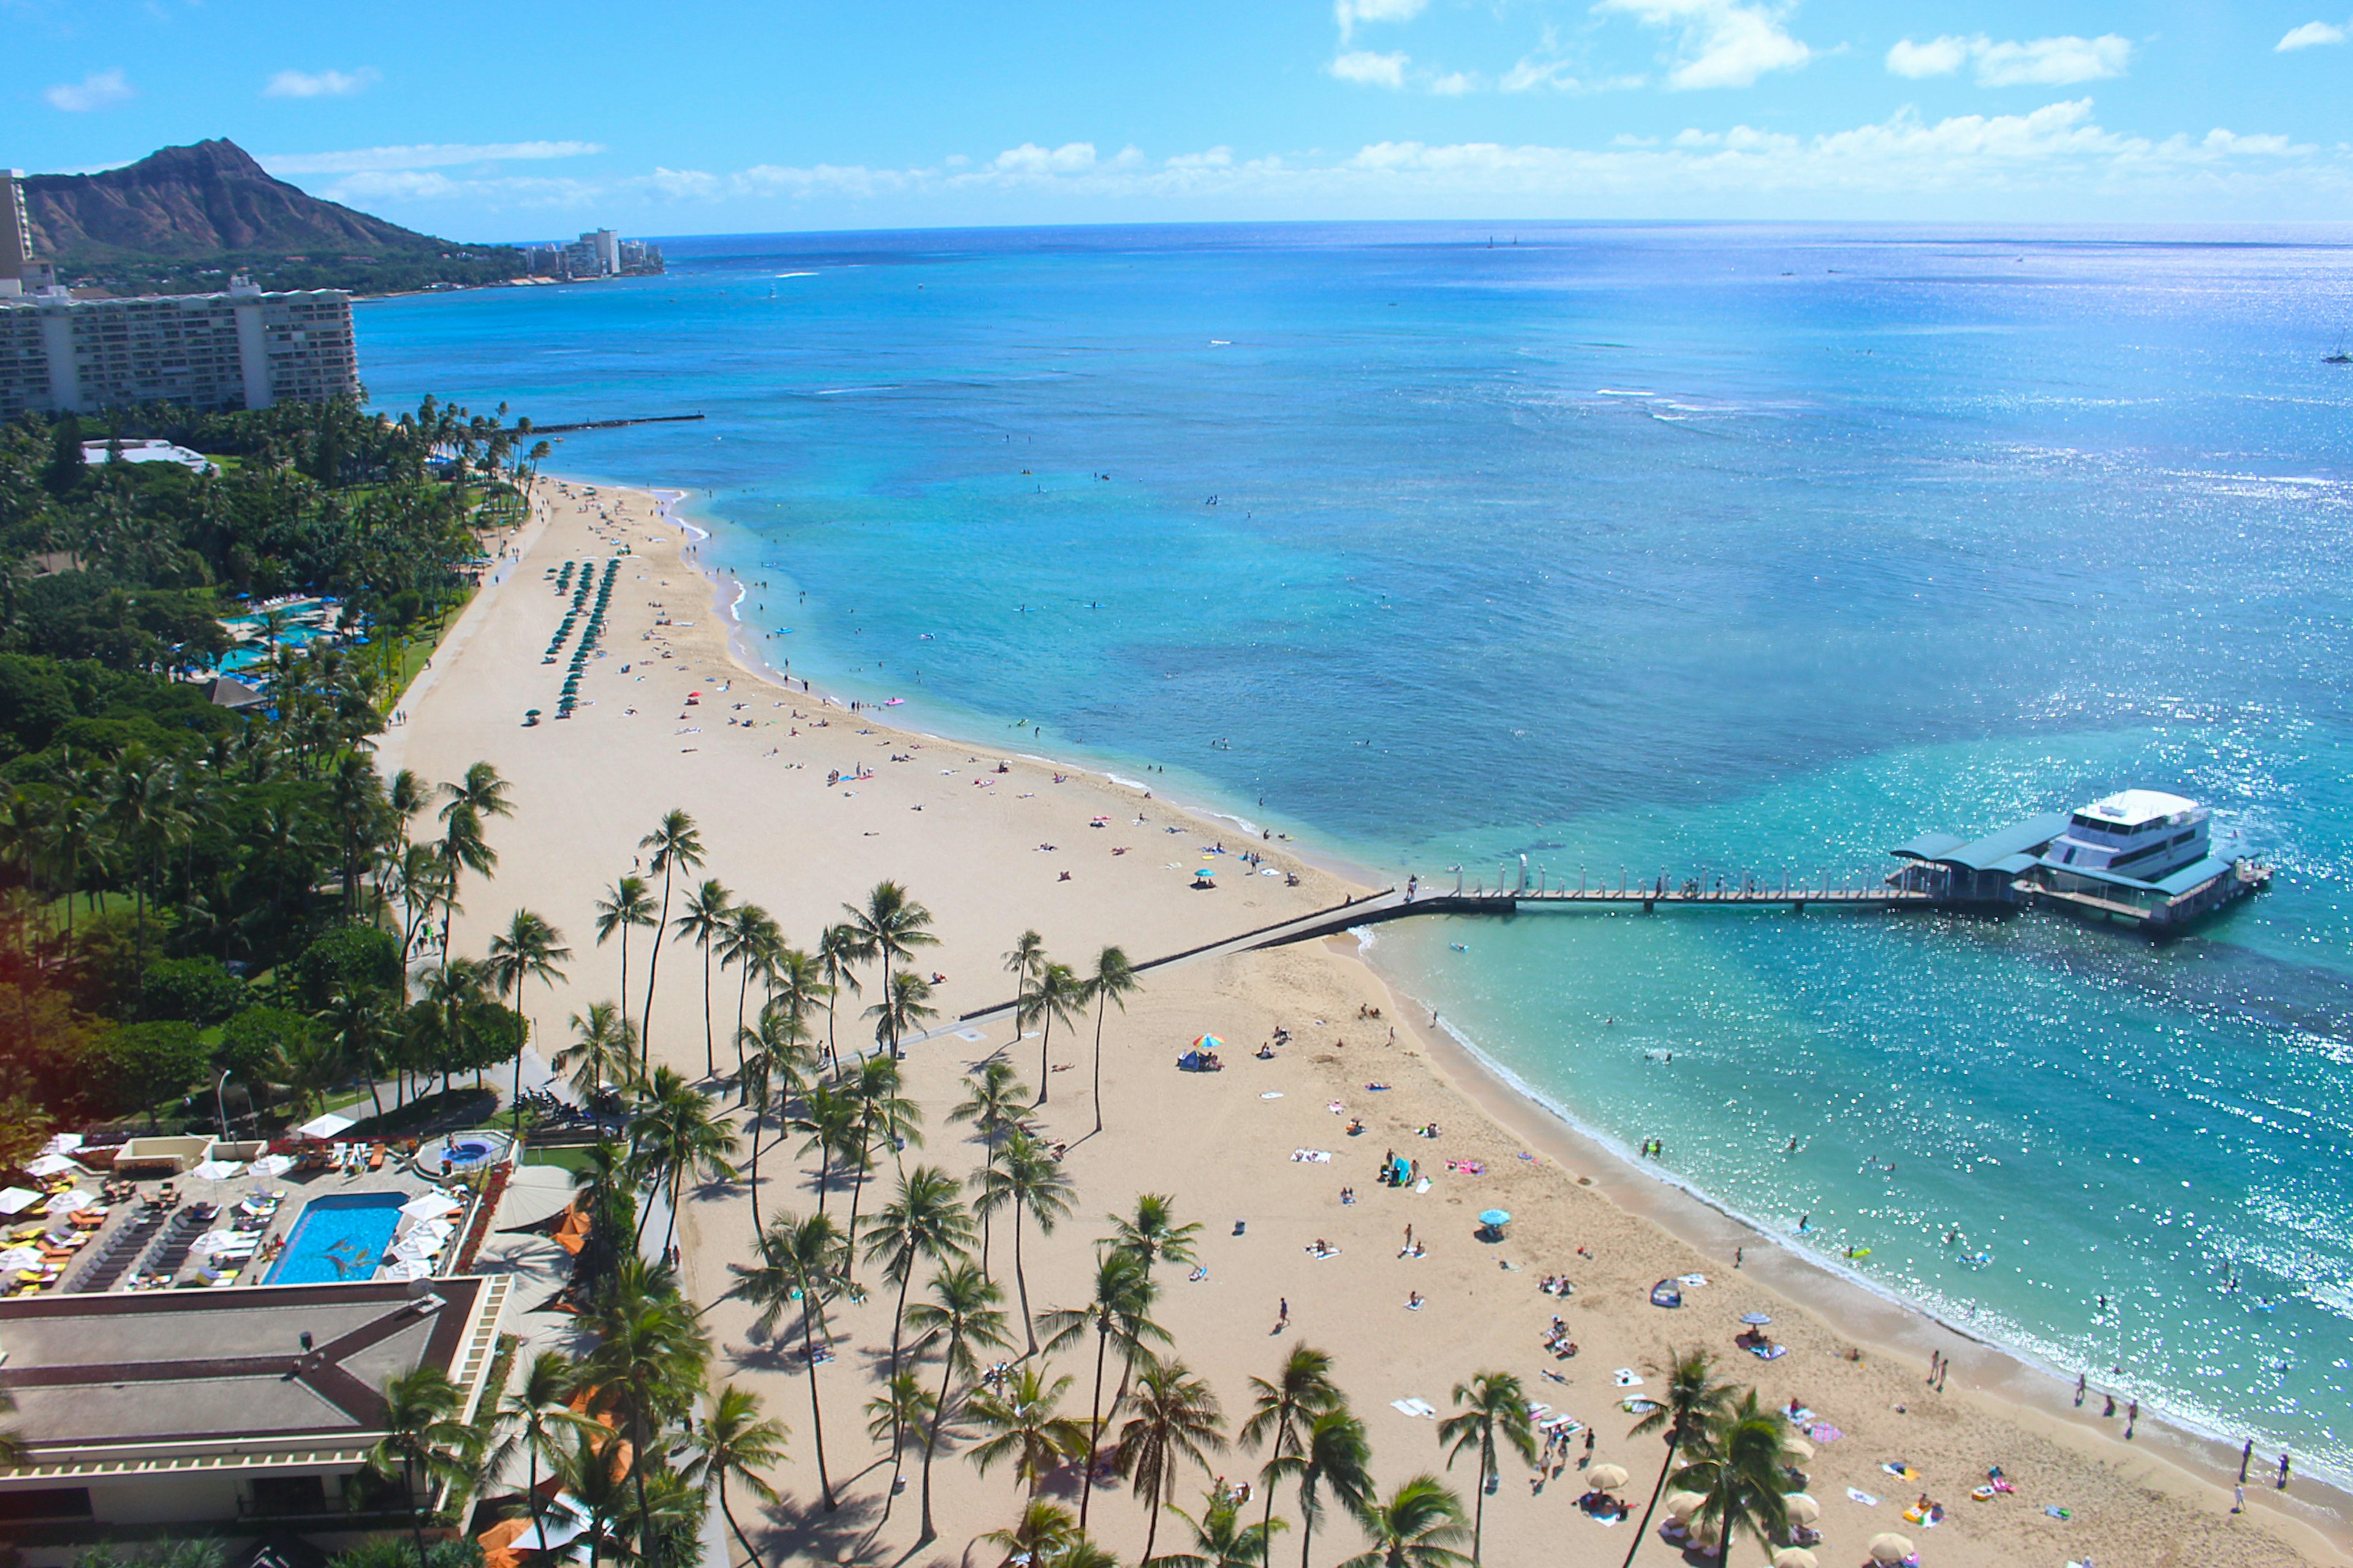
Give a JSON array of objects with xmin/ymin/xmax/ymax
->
[
  {"xmin": 267, "ymin": 1192, "xmax": 405, "ymax": 1286},
  {"xmin": 350, "ymin": 222, "xmax": 2353, "ymax": 1474}
]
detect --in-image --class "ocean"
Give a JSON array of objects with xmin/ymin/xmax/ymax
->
[{"xmin": 355, "ymin": 221, "xmax": 2353, "ymax": 1474}]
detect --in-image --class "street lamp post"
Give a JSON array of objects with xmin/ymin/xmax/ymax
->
[{"xmin": 214, "ymin": 1068, "xmax": 234, "ymax": 1141}]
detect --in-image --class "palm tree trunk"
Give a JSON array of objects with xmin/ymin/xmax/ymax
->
[
  {"xmin": 618, "ymin": 926, "xmax": 632, "ymax": 1053},
  {"xmin": 720, "ymin": 1475, "xmax": 765, "ymax": 1568},
  {"xmin": 407, "ymin": 1455, "xmax": 428, "ymax": 1568},
  {"xmin": 805, "ymin": 1312, "xmax": 836, "ymax": 1511},
  {"xmin": 1473, "ymin": 1453, "xmax": 1488, "ymax": 1564},
  {"xmin": 732, "ymin": 966, "xmax": 752, "ymax": 1092},
  {"xmin": 748, "ymin": 1114, "xmax": 764, "ymax": 1235},
  {"xmin": 1036, "ymin": 1011, "xmax": 1053, "ymax": 1106},
  {"xmin": 1298, "ymin": 1493, "xmax": 1314, "ymax": 1568},
  {"xmin": 917, "ymin": 1327, "xmax": 962, "ymax": 1542},
  {"xmin": 1143, "ymin": 1483, "xmax": 1165, "ymax": 1566},
  {"xmin": 1014, "ymin": 1206, "xmax": 1037, "ymax": 1357},
  {"xmin": 1079, "ymin": 1325, "xmax": 1108, "ymax": 1531},
  {"xmin": 1621, "ymin": 1435, "xmax": 1681, "ymax": 1568},
  {"xmin": 1091, "ymin": 994, "xmax": 1108, "ymax": 1136},
  {"xmin": 642, "ymin": 881, "xmax": 670, "ymax": 1073},
  {"xmin": 701, "ymin": 942, "xmax": 716, "ymax": 1079}
]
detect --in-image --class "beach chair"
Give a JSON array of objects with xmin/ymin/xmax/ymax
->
[{"xmin": 368, "ymin": 1143, "xmax": 387, "ymax": 1170}]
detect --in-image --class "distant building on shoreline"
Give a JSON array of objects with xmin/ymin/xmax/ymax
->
[
  {"xmin": 523, "ymin": 227, "xmax": 664, "ymax": 281},
  {"xmin": 0, "ymin": 167, "xmax": 358, "ymax": 418}
]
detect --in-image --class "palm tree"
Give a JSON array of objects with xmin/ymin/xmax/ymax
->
[
  {"xmin": 1670, "ymin": 1391, "xmax": 1795, "ymax": 1568},
  {"xmin": 842, "ymin": 1053, "xmax": 923, "ymax": 1260},
  {"xmin": 1157, "ymin": 1487, "xmax": 1287, "ymax": 1568},
  {"xmin": 738, "ymin": 1003, "xmax": 817, "ymax": 1231},
  {"xmin": 904, "ymin": 1260, "xmax": 1012, "ymax": 1541},
  {"xmin": 982, "ymin": 1498, "xmax": 1082, "ymax": 1567},
  {"xmin": 815, "ymin": 923, "xmax": 865, "ymax": 1077},
  {"xmin": 1025, "ymin": 960, "xmax": 1084, "ymax": 1107},
  {"xmin": 637, "ymin": 809, "xmax": 707, "ymax": 1062},
  {"xmin": 680, "ymin": 1383, "xmax": 789, "ymax": 1568},
  {"xmin": 630, "ymin": 1066, "xmax": 741, "ymax": 1253},
  {"xmin": 578, "ymin": 1278, "xmax": 711, "ymax": 1556},
  {"xmin": 1112, "ymin": 1193, "xmax": 1202, "ymax": 1285},
  {"xmin": 951, "ymin": 1058, "xmax": 1034, "ymax": 1279},
  {"xmin": 1262, "ymin": 1406, "xmax": 1374, "ymax": 1568},
  {"xmin": 554, "ymin": 1417, "xmax": 631, "ymax": 1568},
  {"xmin": 791, "ymin": 1080, "xmax": 862, "ymax": 1215},
  {"xmin": 1435, "ymin": 1373, "xmax": 1536, "ymax": 1565},
  {"xmin": 964, "ymin": 1362, "xmax": 1086, "ymax": 1500},
  {"xmin": 487, "ymin": 908, "xmax": 569, "ymax": 1135},
  {"xmin": 1037, "ymin": 1246, "xmax": 1172, "ymax": 1531},
  {"xmin": 488, "ymin": 1352, "xmax": 588, "ymax": 1561},
  {"xmin": 1004, "ymin": 929, "xmax": 1046, "ymax": 996},
  {"xmin": 718, "ymin": 904, "xmax": 787, "ymax": 1076},
  {"xmin": 840, "ymin": 880, "xmax": 936, "ymax": 1055},
  {"xmin": 1241, "ymin": 1346, "xmax": 1344, "ymax": 1551},
  {"xmin": 865, "ymin": 1165, "xmax": 977, "ymax": 1392},
  {"xmin": 557, "ymin": 1001, "xmax": 640, "ymax": 1100},
  {"xmin": 1116, "ymin": 1360, "xmax": 1227, "ymax": 1564},
  {"xmin": 1082, "ymin": 945, "xmax": 1139, "ymax": 1135},
  {"xmin": 593, "ymin": 875, "xmax": 656, "ymax": 1044},
  {"xmin": 1341, "ymin": 1477, "xmax": 1472, "ymax": 1568},
  {"xmin": 973, "ymin": 1129, "xmax": 1074, "ymax": 1356},
  {"xmin": 435, "ymin": 761, "xmax": 512, "ymax": 945},
  {"xmin": 1619, "ymin": 1347, "xmax": 1738, "ymax": 1568},
  {"xmin": 863, "ymin": 1371, "xmax": 938, "ymax": 1524},
  {"xmin": 727, "ymin": 1212, "xmax": 847, "ymax": 1512},
  {"xmin": 366, "ymin": 1365, "xmax": 483, "ymax": 1568},
  {"xmin": 865, "ymin": 967, "xmax": 938, "ymax": 1060},
  {"xmin": 674, "ymin": 878, "xmax": 733, "ymax": 1080}
]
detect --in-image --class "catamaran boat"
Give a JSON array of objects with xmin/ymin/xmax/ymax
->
[{"xmin": 2038, "ymin": 790, "xmax": 2211, "ymax": 882}]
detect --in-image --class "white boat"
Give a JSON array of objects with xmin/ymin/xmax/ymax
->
[{"xmin": 2038, "ymin": 789, "xmax": 2210, "ymax": 883}]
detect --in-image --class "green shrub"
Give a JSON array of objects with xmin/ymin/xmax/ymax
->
[
  {"xmin": 140, "ymin": 955, "xmax": 250, "ymax": 1024},
  {"xmin": 295, "ymin": 923, "xmax": 403, "ymax": 1009},
  {"xmin": 218, "ymin": 1004, "xmax": 318, "ymax": 1083},
  {"xmin": 81, "ymin": 1020, "xmax": 208, "ymax": 1119}
]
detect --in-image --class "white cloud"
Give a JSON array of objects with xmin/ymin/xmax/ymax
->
[
  {"xmin": 1330, "ymin": 50, "xmax": 1411, "ymax": 88},
  {"xmin": 44, "ymin": 69, "xmax": 134, "ymax": 112},
  {"xmin": 2277, "ymin": 20, "xmax": 2348, "ymax": 50},
  {"xmin": 262, "ymin": 141, "xmax": 605, "ymax": 175},
  {"xmin": 1430, "ymin": 70, "xmax": 1479, "ymax": 96},
  {"xmin": 1594, "ymin": 0, "xmax": 1811, "ymax": 89},
  {"xmin": 1335, "ymin": 0, "xmax": 1426, "ymax": 45},
  {"xmin": 993, "ymin": 142, "xmax": 1099, "ymax": 174},
  {"xmin": 1975, "ymin": 34, "xmax": 2131, "ymax": 86},
  {"xmin": 1884, "ymin": 33, "xmax": 2131, "ymax": 86},
  {"xmin": 263, "ymin": 67, "xmax": 379, "ymax": 98},
  {"xmin": 1885, "ymin": 36, "xmax": 1969, "ymax": 78}
]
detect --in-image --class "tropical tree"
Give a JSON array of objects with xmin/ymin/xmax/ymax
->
[
  {"xmin": 366, "ymin": 1365, "xmax": 483, "ymax": 1568},
  {"xmin": 1242, "ymin": 1346, "xmax": 1344, "ymax": 1551},
  {"xmin": 1082, "ymin": 944, "xmax": 1139, "ymax": 1135},
  {"xmin": 636, "ymin": 809, "xmax": 707, "ymax": 1064},
  {"xmin": 557, "ymin": 1001, "xmax": 639, "ymax": 1100},
  {"xmin": 1435, "ymin": 1373, "xmax": 1536, "ymax": 1565},
  {"xmin": 1262, "ymin": 1406, "xmax": 1374, "ymax": 1568},
  {"xmin": 1116, "ymin": 1360, "xmax": 1228, "ymax": 1564},
  {"xmin": 839, "ymin": 879, "xmax": 935, "ymax": 1054},
  {"xmin": 487, "ymin": 1352, "xmax": 588, "ymax": 1561},
  {"xmin": 1670, "ymin": 1390, "xmax": 1797, "ymax": 1568},
  {"xmin": 737, "ymin": 1002, "xmax": 817, "ymax": 1231},
  {"xmin": 487, "ymin": 908, "xmax": 569, "ymax": 1134},
  {"xmin": 864, "ymin": 1371, "xmax": 938, "ymax": 1524},
  {"xmin": 727, "ymin": 1212, "xmax": 847, "ymax": 1512},
  {"xmin": 864, "ymin": 1165, "xmax": 977, "ymax": 1390},
  {"xmin": 791, "ymin": 1080, "xmax": 862, "ymax": 1216},
  {"xmin": 951, "ymin": 1057, "xmax": 1034, "ymax": 1278},
  {"xmin": 982, "ymin": 1499, "xmax": 1082, "ymax": 1567},
  {"xmin": 841, "ymin": 1052, "xmax": 923, "ymax": 1259},
  {"xmin": 593, "ymin": 875, "xmax": 656, "ymax": 1044},
  {"xmin": 680, "ymin": 1383, "xmax": 789, "ymax": 1568},
  {"xmin": 629, "ymin": 1066, "xmax": 741, "ymax": 1252},
  {"xmin": 865, "ymin": 967, "xmax": 938, "ymax": 1059},
  {"xmin": 973, "ymin": 1129, "xmax": 1074, "ymax": 1356},
  {"xmin": 1004, "ymin": 929, "xmax": 1046, "ymax": 997},
  {"xmin": 1112, "ymin": 1193, "xmax": 1202, "ymax": 1287},
  {"xmin": 1025, "ymin": 961, "xmax": 1085, "ymax": 1107},
  {"xmin": 1341, "ymin": 1476, "xmax": 1472, "ymax": 1568},
  {"xmin": 1619, "ymin": 1347, "xmax": 1739, "ymax": 1568},
  {"xmin": 718, "ymin": 904, "xmax": 787, "ymax": 1077},
  {"xmin": 1157, "ymin": 1487, "xmax": 1287, "ymax": 1568},
  {"xmin": 434, "ymin": 761, "xmax": 512, "ymax": 942},
  {"xmin": 814, "ymin": 923, "xmax": 865, "ymax": 1077},
  {"xmin": 1037, "ymin": 1245, "xmax": 1172, "ymax": 1531},
  {"xmin": 578, "ymin": 1274, "xmax": 711, "ymax": 1557},
  {"xmin": 904, "ymin": 1259, "xmax": 1012, "ymax": 1542},
  {"xmin": 964, "ymin": 1363, "xmax": 1086, "ymax": 1500},
  {"xmin": 673, "ymin": 877, "xmax": 733, "ymax": 1079}
]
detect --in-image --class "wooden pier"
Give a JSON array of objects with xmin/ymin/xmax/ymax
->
[{"xmin": 1245, "ymin": 878, "xmax": 1936, "ymax": 952}]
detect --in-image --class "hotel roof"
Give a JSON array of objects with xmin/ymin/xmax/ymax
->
[{"xmin": 0, "ymin": 1276, "xmax": 504, "ymax": 1478}]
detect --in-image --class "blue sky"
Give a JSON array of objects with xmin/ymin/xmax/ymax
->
[{"xmin": 6, "ymin": 0, "xmax": 2352, "ymax": 238}]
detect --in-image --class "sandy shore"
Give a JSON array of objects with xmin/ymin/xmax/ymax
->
[{"xmin": 379, "ymin": 475, "xmax": 2348, "ymax": 1568}]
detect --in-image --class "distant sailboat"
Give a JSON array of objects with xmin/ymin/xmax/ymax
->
[{"xmin": 2325, "ymin": 336, "xmax": 2351, "ymax": 365}]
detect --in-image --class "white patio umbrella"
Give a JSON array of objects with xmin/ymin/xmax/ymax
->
[
  {"xmin": 0, "ymin": 1187, "xmax": 40, "ymax": 1216},
  {"xmin": 400, "ymin": 1192, "xmax": 463, "ymax": 1221},
  {"xmin": 295, "ymin": 1112, "xmax": 355, "ymax": 1140},
  {"xmin": 1868, "ymin": 1532, "xmax": 1915, "ymax": 1564},
  {"xmin": 25, "ymin": 1153, "xmax": 81, "ymax": 1178},
  {"xmin": 0, "ymin": 1244, "xmax": 41, "ymax": 1271},
  {"xmin": 45, "ymin": 1189, "xmax": 95, "ymax": 1214},
  {"xmin": 1784, "ymin": 1493, "xmax": 1821, "ymax": 1524}
]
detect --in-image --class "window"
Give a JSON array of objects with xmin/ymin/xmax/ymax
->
[
  {"xmin": 0, "ymin": 1486, "xmax": 94, "ymax": 1521},
  {"xmin": 248, "ymin": 1474, "xmax": 329, "ymax": 1516}
]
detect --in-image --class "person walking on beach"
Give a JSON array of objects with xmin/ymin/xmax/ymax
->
[
  {"xmin": 2075, "ymin": 1373, "xmax": 2087, "ymax": 1408},
  {"xmin": 2125, "ymin": 1399, "xmax": 2137, "ymax": 1439},
  {"xmin": 2234, "ymin": 1483, "xmax": 2246, "ymax": 1514},
  {"xmin": 2240, "ymin": 1440, "xmax": 2254, "ymax": 1483},
  {"xmin": 1275, "ymin": 1297, "xmax": 1290, "ymax": 1334},
  {"xmin": 2278, "ymin": 1452, "xmax": 2291, "ymax": 1489}
]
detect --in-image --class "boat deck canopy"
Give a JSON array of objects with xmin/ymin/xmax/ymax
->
[{"xmin": 1890, "ymin": 812, "xmax": 2070, "ymax": 873}]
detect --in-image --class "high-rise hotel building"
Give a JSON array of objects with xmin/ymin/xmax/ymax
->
[{"xmin": 0, "ymin": 168, "xmax": 362, "ymax": 420}]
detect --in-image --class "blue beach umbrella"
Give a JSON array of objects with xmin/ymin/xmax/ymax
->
[{"xmin": 1479, "ymin": 1209, "xmax": 1512, "ymax": 1227}]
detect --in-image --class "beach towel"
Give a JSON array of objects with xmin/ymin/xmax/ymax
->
[
  {"xmin": 1805, "ymin": 1423, "xmax": 1843, "ymax": 1442},
  {"xmin": 1612, "ymin": 1369, "xmax": 1643, "ymax": 1387},
  {"xmin": 1413, "ymin": 1176, "xmax": 1431, "ymax": 1193},
  {"xmin": 1882, "ymin": 1463, "xmax": 1919, "ymax": 1481},
  {"xmin": 1290, "ymin": 1149, "xmax": 1332, "ymax": 1163},
  {"xmin": 1845, "ymin": 1488, "xmax": 1880, "ymax": 1507},
  {"xmin": 1389, "ymin": 1398, "xmax": 1437, "ymax": 1418},
  {"xmin": 1680, "ymin": 1273, "xmax": 1708, "ymax": 1287},
  {"xmin": 1260, "ymin": 1092, "xmax": 1284, "ymax": 1099},
  {"xmin": 1749, "ymin": 1344, "xmax": 1788, "ymax": 1360}
]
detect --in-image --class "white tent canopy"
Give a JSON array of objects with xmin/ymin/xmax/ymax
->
[
  {"xmin": 400, "ymin": 1192, "xmax": 463, "ymax": 1221},
  {"xmin": 25, "ymin": 1153, "xmax": 81, "ymax": 1178},
  {"xmin": 296, "ymin": 1112, "xmax": 355, "ymax": 1140},
  {"xmin": 0, "ymin": 1187, "xmax": 39, "ymax": 1216}
]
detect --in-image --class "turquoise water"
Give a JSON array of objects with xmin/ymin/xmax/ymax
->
[
  {"xmin": 352, "ymin": 223, "xmax": 2353, "ymax": 1471},
  {"xmin": 268, "ymin": 1191, "xmax": 404, "ymax": 1284}
]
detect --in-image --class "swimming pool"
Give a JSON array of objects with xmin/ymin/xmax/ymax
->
[
  {"xmin": 266, "ymin": 1192, "xmax": 406, "ymax": 1286},
  {"xmin": 415, "ymin": 1131, "xmax": 510, "ymax": 1177}
]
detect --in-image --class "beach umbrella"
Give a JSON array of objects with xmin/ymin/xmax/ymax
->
[
  {"xmin": 1741, "ymin": 1311, "xmax": 1773, "ymax": 1324},
  {"xmin": 1193, "ymin": 1034, "xmax": 1224, "ymax": 1050},
  {"xmin": 1586, "ymin": 1464, "xmax": 1629, "ymax": 1490},
  {"xmin": 1479, "ymin": 1208, "xmax": 1512, "ymax": 1227},
  {"xmin": 1663, "ymin": 1490, "xmax": 1705, "ymax": 1521},
  {"xmin": 1771, "ymin": 1551, "xmax": 1819, "ymax": 1568},
  {"xmin": 1783, "ymin": 1493, "xmax": 1821, "ymax": 1524},
  {"xmin": 0, "ymin": 1245, "xmax": 39, "ymax": 1271},
  {"xmin": 1866, "ymin": 1532, "xmax": 1914, "ymax": 1564},
  {"xmin": 0, "ymin": 1187, "xmax": 38, "ymax": 1216},
  {"xmin": 1784, "ymin": 1436, "xmax": 1815, "ymax": 1461},
  {"xmin": 45, "ymin": 1189, "xmax": 95, "ymax": 1214}
]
